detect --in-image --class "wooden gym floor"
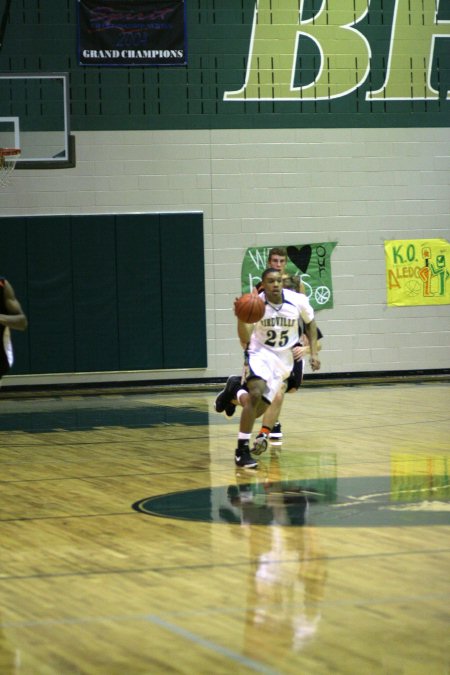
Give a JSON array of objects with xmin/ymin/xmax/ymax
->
[{"xmin": 0, "ymin": 380, "xmax": 449, "ymax": 674}]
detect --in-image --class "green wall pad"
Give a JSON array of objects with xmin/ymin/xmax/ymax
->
[{"xmin": 0, "ymin": 213, "xmax": 206, "ymax": 375}]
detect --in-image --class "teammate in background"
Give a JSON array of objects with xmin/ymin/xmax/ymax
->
[
  {"xmin": 0, "ymin": 277, "xmax": 28, "ymax": 385},
  {"xmin": 231, "ymin": 267, "xmax": 320, "ymax": 469},
  {"xmin": 257, "ymin": 246, "xmax": 305, "ymax": 293}
]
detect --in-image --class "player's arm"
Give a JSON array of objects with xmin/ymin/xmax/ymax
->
[
  {"xmin": 234, "ymin": 295, "xmax": 256, "ymax": 348},
  {"xmin": 237, "ymin": 319, "xmax": 253, "ymax": 349},
  {"xmin": 301, "ymin": 332, "xmax": 322, "ymax": 352},
  {"xmin": 292, "ymin": 333, "xmax": 322, "ymax": 361},
  {"xmin": 0, "ymin": 280, "xmax": 28, "ymax": 331},
  {"xmin": 296, "ymin": 293, "xmax": 320, "ymax": 370},
  {"xmin": 304, "ymin": 319, "xmax": 320, "ymax": 371}
]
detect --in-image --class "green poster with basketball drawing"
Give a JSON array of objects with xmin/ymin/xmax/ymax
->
[{"xmin": 241, "ymin": 242, "xmax": 337, "ymax": 311}]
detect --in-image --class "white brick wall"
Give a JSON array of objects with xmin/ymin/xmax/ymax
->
[{"xmin": 2, "ymin": 127, "xmax": 449, "ymax": 385}]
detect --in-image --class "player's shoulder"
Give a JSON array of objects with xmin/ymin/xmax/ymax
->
[
  {"xmin": 282, "ymin": 287, "xmax": 297, "ymax": 299},
  {"xmin": 282, "ymin": 274, "xmax": 301, "ymax": 292},
  {"xmin": 283, "ymin": 288, "xmax": 309, "ymax": 304}
]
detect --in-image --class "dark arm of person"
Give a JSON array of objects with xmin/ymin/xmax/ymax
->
[
  {"xmin": 234, "ymin": 295, "xmax": 255, "ymax": 348},
  {"xmin": 0, "ymin": 280, "xmax": 28, "ymax": 331},
  {"xmin": 237, "ymin": 318, "xmax": 253, "ymax": 349},
  {"xmin": 304, "ymin": 318, "xmax": 320, "ymax": 371}
]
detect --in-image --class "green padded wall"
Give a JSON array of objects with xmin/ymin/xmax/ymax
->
[
  {"xmin": 27, "ymin": 216, "xmax": 75, "ymax": 373},
  {"xmin": 71, "ymin": 215, "xmax": 120, "ymax": 372},
  {"xmin": 0, "ymin": 213, "xmax": 206, "ymax": 376},
  {"xmin": 160, "ymin": 213, "xmax": 208, "ymax": 369},
  {"xmin": 115, "ymin": 214, "xmax": 163, "ymax": 371}
]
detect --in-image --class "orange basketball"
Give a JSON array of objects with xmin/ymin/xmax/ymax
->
[{"xmin": 234, "ymin": 293, "xmax": 265, "ymax": 323}]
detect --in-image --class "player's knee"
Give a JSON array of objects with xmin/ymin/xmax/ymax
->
[
  {"xmin": 248, "ymin": 390, "xmax": 263, "ymax": 408},
  {"xmin": 255, "ymin": 400, "xmax": 268, "ymax": 418}
]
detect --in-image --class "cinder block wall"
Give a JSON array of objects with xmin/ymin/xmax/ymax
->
[
  {"xmin": 1, "ymin": 0, "xmax": 449, "ymax": 385},
  {"xmin": 2, "ymin": 126, "xmax": 449, "ymax": 386}
]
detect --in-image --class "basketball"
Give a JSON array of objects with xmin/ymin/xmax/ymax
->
[{"xmin": 234, "ymin": 293, "xmax": 265, "ymax": 323}]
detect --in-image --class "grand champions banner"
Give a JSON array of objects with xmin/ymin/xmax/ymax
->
[
  {"xmin": 241, "ymin": 243, "xmax": 337, "ymax": 311},
  {"xmin": 78, "ymin": 0, "xmax": 186, "ymax": 66},
  {"xmin": 385, "ymin": 239, "xmax": 450, "ymax": 307}
]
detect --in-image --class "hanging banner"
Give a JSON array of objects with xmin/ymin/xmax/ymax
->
[
  {"xmin": 78, "ymin": 0, "xmax": 186, "ymax": 66},
  {"xmin": 385, "ymin": 239, "xmax": 450, "ymax": 307},
  {"xmin": 241, "ymin": 243, "xmax": 337, "ymax": 311}
]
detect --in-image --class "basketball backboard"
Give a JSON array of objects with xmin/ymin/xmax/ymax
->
[{"xmin": 0, "ymin": 72, "xmax": 75, "ymax": 168}]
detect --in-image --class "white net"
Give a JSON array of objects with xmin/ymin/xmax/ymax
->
[{"xmin": 0, "ymin": 149, "xmax": 21, "ymax": 188}]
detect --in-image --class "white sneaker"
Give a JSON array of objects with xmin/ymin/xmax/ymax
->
[{"xmin": 252, "ymin": 433, "xmax": 268, "ymax": 455}]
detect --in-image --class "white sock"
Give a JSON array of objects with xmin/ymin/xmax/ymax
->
[{"xmin": 236, "ymin": 389, "xmax": 247, "ymax": 404}]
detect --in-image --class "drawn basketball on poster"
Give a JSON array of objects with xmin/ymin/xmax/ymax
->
[
  {"xmin": 315, "ymin": 286, "xmax": 331, "ymax": 305},
  {"xmin": 405, "ymin": 280, "xmax": 421, "ymax": 297}
]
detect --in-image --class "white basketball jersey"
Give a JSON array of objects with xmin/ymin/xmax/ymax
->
[{"xmin": 250, "ymin": 289, "xmax": 314, "ymax": 354}]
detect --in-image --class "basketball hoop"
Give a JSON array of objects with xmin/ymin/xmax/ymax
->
[{"xmin": 0, "ymin": 148, "xmax": 21, "ymax": 187}]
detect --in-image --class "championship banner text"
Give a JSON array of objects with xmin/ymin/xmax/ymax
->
[
  {"xmin": 78, "ymin": 0, "xmax": 186, "ymax": 66},
  {"xmin": 385, "ymin": 239, "xmax": 450, "ymax": 307},
  {"xmin": 241, "ymin": 243, "xmax": 337, "ymax": 311}
]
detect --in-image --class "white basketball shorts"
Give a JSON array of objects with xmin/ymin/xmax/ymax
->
[{"xmin": 246, "ymin": 347, "xmax": 292, "ymax": 404}]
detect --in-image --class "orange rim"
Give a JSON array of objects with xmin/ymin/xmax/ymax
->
[{"xmin": 0, "ymin": 148, "xmax": 21, "ymax": 157}]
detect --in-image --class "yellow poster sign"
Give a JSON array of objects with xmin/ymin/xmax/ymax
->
[{"xmin": 385, "ymin": 239, "xmax": 450, "ymax": 306}]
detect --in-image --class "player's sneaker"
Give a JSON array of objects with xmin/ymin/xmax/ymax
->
[
  {"xmin": 235, "ymin": 447, "xmax": 258, "ymax": 469},
  {"xmin": 252, "ymin": 432, "xmax": 268, "ymax": 456},
  {"xmin": 215, "ymin": 376, "xmax": 241, "ymax": 415},
  {"xmin": 269, "ymin": 422, "xmax": 283, "ymax": 440},
  {"xmin": 224, "ymin": 401, "xmax": 236, "ymax": 417}
]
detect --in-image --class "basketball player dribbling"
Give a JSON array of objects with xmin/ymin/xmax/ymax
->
[
  {"xmin": 230, "ymin": 268, "xmax": 320, "ymax": 469},
  {"xmin": 215, "ymin": 247, "xmax": 323, "ymax": 456},
  {"xmin": 249, "ymin": 247, "xmax": 312, "ymax": 443}
]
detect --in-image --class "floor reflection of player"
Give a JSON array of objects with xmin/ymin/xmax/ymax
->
[{"xmin": 226, "ymin": 458, "xmax": 328, "ymax": 654}]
